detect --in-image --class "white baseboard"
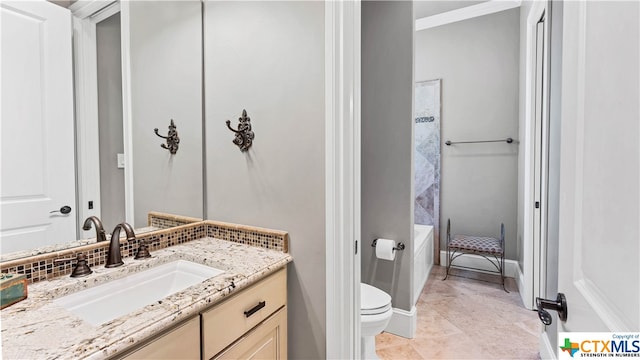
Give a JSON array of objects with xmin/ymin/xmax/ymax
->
[
  {"xmin": 440, "ymin": 251, "xmax": 518, "ymax": 278},
  {"xmin": 384, "ymin": 306, "xmax": 416, "ymax": 339},
  {"xmin": 540, "ymin": 331, "xmax": 556, "ymax": 360}
]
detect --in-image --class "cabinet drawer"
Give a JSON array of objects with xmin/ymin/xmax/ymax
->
[
  {"xmin": 202, "ymin": 269, "xmax": 287, "ymax": 359},
  {"xmin": 214, "ymin": 307, "xmax": 287, "ymax": 360}
]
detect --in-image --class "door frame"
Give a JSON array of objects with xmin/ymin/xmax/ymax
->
[
  {"xmin": 324, "ymin": 1, "xmax": 361, "ymax": 358},
  {"xmin": 533, "ymin": 7, "xmax": 551, "ymax": 309},
  {"xmin": 412, "ymin": 0, "xmax": 552, "ymax": 319},
  {"xmin": 520, "ymin": 0, "xmax": 550, "ymax": 310},
  {"xmin": 70, "ymin": 0, "xmax": 134, "ymax": 231}
]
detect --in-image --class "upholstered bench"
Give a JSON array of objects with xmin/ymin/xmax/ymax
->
[{"xmin": 443, "ymin": 219, "xmax": 507, "ymax": 292}]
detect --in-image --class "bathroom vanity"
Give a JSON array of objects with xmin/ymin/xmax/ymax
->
[
  {"xmin": 0, "ymin": 220, "xmax": 292, "ymax": 359},
  {"xmin": 121, "ymin": 267, "xmax": 287, "ymax": 360}
]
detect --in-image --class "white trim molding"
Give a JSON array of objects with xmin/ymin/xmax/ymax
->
[
  {"xmin": 440, "ymin": 251, "xmax": 519, "ymax": 279},
  {"xmin": 540, "ymin": 330, "xmax": 557, "ymax": 360},
  {"xmin": 71, "ymin": 1, "xmax": 114, "ymax": 235},
  {"xmin": 516, "ymin": 262, "xmax": 532, "ymax": 309},
  {"xmin": 325, "ymin": 1, "xmax": 361, "ymax": 359},
  {"xmin": 69, "ymin": 0, "xmax": 116, "ymax": 19},
  {"xmin": 522, "ymin": 0, "xmax": 548, "ymax": 311},
  {"xmin": 385, "ymin": 307, "xmax": 417, "ymax": 339},
  {"xmin": 119, "ymin": 1, "xmax": 135, "ymax": 225},
  {"xmin": 415, "ymin": 0, "xmax": 521, "ymax": 32},
  {"xmin": 70, "ymin": 0, "xmax": 133, "ymax": 230}
]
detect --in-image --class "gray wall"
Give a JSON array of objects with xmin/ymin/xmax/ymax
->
[
  {"xmin": 362, "ymin": 0, "xmax": 415, "ymax": 311},
  {"xmin": 203, "ymin": 2, "xmax": 325, "ymax": 358},
  {"xmin": 96, "ymin": 13, "xmax": 125, "ymax": 230},
  {"xmin": 129, "ymin": 1, "xmax": 203, "ymax": 228},
  {"xmin": 415, "ymin": 8, "xmax": 520, "ymax": 260}
]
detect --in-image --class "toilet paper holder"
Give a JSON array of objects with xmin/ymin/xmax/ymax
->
[{"xmin": 371, "ymin": 239, "xmax": 405, "ymax": 252}]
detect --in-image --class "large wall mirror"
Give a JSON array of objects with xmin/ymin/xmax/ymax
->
[{"xmin": 0, "ymin": 0, "xmax": 204, "ymax": 260}]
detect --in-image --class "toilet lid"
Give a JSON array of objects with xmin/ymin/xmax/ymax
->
[{"xmin": 361, "ymin": 283, "xmax": 392, "ymax": 315}]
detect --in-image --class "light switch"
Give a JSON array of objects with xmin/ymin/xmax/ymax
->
[{"xmin": 117, "ymin": 153, "xmax": 125, "ymax": 169}]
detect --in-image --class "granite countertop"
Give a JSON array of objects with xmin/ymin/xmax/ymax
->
[{"xmin": 1, "ymin": 238, "xmax": 292, "ymax": 359}]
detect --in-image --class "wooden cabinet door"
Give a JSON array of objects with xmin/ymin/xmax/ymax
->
[
  {"xmin": 214, "ymin": 307, "xmax": 287, "ymax": 360},
  {"xmin": 122, "ymin": 317, "xmax": 200, "ymax": 360}
]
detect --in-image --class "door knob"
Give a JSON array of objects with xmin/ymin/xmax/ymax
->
[
  {"xmin": 536, "ymin": 293, "xmax": 568, "ymax": 325},
  {"xmin": 50, "ymin": 205, "xmax": 72, "ymax": 215}
]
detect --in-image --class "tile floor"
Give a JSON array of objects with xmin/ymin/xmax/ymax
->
[{"xmin": 375, "ymin": 266, "xmax": 541, "ymax": 359}]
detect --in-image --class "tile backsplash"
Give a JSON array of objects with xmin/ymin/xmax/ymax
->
[
  {"xmin": 148, "ymin": 211, "xmax": 202, "ymax": 229},
  {"xmin": 0, "ymin": 219, "xmax": 288, "ymax": 284},
  {"xmin": 207, "ymin": 221, "xmax": 289, "ymax": 253}
]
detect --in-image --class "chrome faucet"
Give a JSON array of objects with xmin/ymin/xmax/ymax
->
[
  {"xmin": 82, "ymin": 216, "xmax": 107, "ymax": 243},
  {"xmin": 106, "ymin": 223, "xmax": 135, "ymax": 268}
]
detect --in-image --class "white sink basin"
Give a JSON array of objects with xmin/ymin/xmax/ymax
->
[{"xmin": 54, "ymin": 260, "xmax": 224, "ymax": 326}]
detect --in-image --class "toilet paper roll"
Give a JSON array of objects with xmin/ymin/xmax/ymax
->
[{"xmin": 375, "ymin": 239, "xmax": 396, "ymax": 261}]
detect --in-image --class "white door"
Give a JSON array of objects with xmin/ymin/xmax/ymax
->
[
  {"xmin": 1, "ymin": 1, "xmax": 76, "ymax": 254},
  {"xmin": 554, "ymin": 0, "xmax": 639, "ymax": 343}
]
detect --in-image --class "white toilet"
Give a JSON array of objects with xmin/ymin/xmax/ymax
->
[{"xmin": 360, "ymin": 282, "xmax": 393, "ymax": 359}]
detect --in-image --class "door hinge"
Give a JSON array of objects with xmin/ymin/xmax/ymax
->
[
  {"xmin": 535, "ymin": 201, "xmax": 540, "ymax": 209},
  {"xmin": 355, "ymin": 240, "xmax": 358, "ymax": 255}
]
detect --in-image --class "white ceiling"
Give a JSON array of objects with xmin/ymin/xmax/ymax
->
[{"xmin": 414, "ymin": 0, "xmax": 488, "ymax": 19}]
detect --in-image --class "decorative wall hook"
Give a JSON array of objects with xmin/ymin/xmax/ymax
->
[
  {"xmin": 154, "ymin": 119, "xmax": 180, "ymax": 154},
  {"xmin": 226, "ymin": 109, "xmax": 254, "ymax": 152}
]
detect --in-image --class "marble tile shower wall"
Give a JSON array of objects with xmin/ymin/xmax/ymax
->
[{"xmin": 0, "ymin": 221, "xmax": 288, "ymax": 284}]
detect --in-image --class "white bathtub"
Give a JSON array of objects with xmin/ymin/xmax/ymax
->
[{"xmin": 413, "ymin": 224, "xmax": 434, "ymax": 303}]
